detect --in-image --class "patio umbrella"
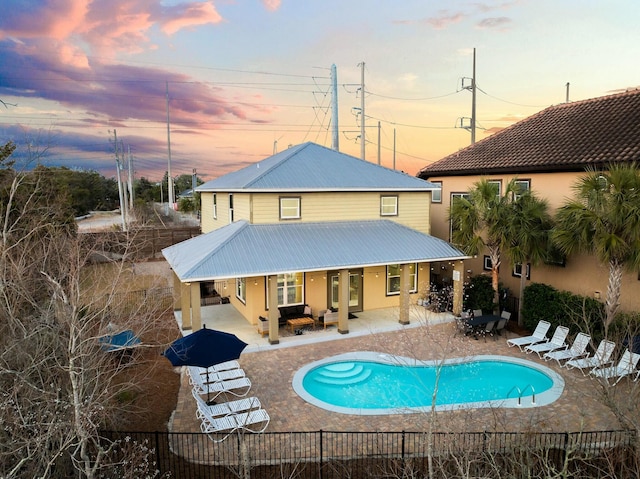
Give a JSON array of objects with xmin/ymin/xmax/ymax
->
[{"xmin": 162, "ymin": 326, "xmax": 248, "ymax": 403}]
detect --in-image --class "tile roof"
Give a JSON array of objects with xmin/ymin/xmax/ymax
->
[
  {"xmin": 162, "ymin": 220, "xmax": 468, "ymax": 281},
  {"xmin": 419, "ymin": 89, "xmax": 640, "ymax": 178},
  {"xmin": 198, "ymin": 142, "xmax": 437, "ymax": 192}
]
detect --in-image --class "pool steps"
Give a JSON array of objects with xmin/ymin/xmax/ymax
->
[{"xmin": 313, "ymin": 362, "xmax": 372, "ymax": 385}]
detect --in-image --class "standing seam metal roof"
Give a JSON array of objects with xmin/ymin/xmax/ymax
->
[
  {"xmin": 198, "ymin": 142, "xmax": 437, "ymax": 191},
  {"xmin": 162, "ymin": 220, "xmax": 468, "ymax": 282}
]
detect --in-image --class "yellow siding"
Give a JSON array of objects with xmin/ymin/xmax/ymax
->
[{"xmin": 250, "ymin": 191, "xmax": 430, "ymax": 232}]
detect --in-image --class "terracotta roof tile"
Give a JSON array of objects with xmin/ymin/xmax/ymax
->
[{"xmin": 419, "ymin": 89, "xmax": 640, "ymax": 177}]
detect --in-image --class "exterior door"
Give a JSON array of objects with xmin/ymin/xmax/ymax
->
[{"xmin": 328, "ymin": 269, "xmax": 362, "ymax": 312}]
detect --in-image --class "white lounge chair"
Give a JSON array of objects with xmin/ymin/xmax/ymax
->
[
  {"xmin": 544, "ymin": 332, "xmax": 591, "ymax": 366},
  {"xmin": 191, "ymin": 376, "xmax": 252, "ymax": 400},
  {"xmin": 193, "ymin": 396, "xmax": 270, "ymax": 442},
  {"xmin": 565, "ymin": 339, "xmax": 616, "ymax": 376},
  {"xmin": 191, "ymin": 389, "xmax": 261, "ymax": 417},
  {"xmin": 525, "ymin": 325, "xmax": 570, "ymax": 358},
  {"xmin": 590, "ymin": 350, "xmax": 640, "ymax": 385},
  {"xmin": 188, "ymin": 366, "xmax": 246, "ymax": 386},
  {"xmin": 507, "ymin": 320, "xmax": 551, "ymax": 351}
]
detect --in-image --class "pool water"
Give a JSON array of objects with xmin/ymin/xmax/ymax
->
[{"xmin": 292, "ymin": 353, "xmax": 564, "ymax": 415}]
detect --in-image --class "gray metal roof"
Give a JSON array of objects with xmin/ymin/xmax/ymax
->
[
  {"xmin": 197, "ymin": 142, "xmax": 437, "ymax": 192},
  {"xmin": 163, "ymin": 220, "xmax": 468, "ymax": 282}
]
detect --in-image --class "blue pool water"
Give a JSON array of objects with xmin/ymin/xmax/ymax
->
[{"xmin": 292, "ymin": 352, "xmax": 564, "ymax": 415}]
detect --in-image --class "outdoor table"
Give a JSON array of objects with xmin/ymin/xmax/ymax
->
[{"xmin": 464, "ymin": 314, "xmax": 501, "ymax": 339}]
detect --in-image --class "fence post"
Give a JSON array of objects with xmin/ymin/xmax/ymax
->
[
  {"xmin": 401, "ymin": 430, "xmax": 405, "ymax": 460},
  {"xmin": 319, "ymin": 430, "xmax": 323, "ymax": 479},
  {"xmin": 154, "ymin": 431, "xmax": 162, "ymax": 477}
]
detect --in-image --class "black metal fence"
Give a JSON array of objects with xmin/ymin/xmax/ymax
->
[{"xmin": 100, "ymin": 429, "xmax": 638, "ymax": 478}]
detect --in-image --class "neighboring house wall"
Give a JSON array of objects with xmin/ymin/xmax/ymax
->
[
  {"xmin": 428, "ymin": 171, "xmax": 640, "ymax": 313},
  {"xmin": 200, "ymin": 191, "xmax": 431, "ymax": 235}
]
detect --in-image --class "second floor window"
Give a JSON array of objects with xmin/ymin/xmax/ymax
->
[
  {"xmin": 229, "ymin": 193, "xmax": 234, "ymax": 223},
  {"xmin": 212, "ymin": 193, "xmax": 217, "ymax": 219},
  {"xmin": 280, "ymin": 197, "xmax": 301, "ymax": 219},
  {"xmin": 380, "ymin": 196, "xmax": 398, "ymax": 216},
  {"xmin": 431, "ymin": 182, "xmax": 442, "ymax": 203}
]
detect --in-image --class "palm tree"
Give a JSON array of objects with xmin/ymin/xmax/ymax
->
[
  {"xmin": 449, "ymin": 179, "xmax": 520, "ymax": 312},
  {"xmin": 553, "ymin": 163, "xmax": 640, "ymax": 332},
  {"xmin": 502, "ymin": 190, "xmax": 553, "ymax": 325}
]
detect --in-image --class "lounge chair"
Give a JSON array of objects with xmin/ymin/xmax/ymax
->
[
  {"xmin": 193, "ymin": 395, "xmax": 270, "ymax": 442},
  {"xmin": 565, "ymin": 339, "xmax": 616, "ymax": 376},
  {"xmin": 191, "ymin": 389, "xmax": 261, "ymax": 417},
  {"xmin": 188, "ymin": 366, "xmax": 246, "ymax": 385},
  {"xmin": 209, "ymin": 360, "xmax": 241, "ymax": 372},
  {"xmin": 590, "ymin": 350, "xmax": 640, "ymax": 385},
  {"xmin": 507, "ymin": 320, "xmax": 551, "ymax": 351},
  {"xmin": 543, "ymin": 332, "xmax": 591, "ymax": 366},
  {"xmin": 525, "ymin": 325, "xmax": 569, "ymax": 358},
  {"xmin": 191, "ymin": 376, "xmax": 252, "ymax": 400}
]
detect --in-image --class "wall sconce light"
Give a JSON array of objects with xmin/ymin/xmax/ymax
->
[
  {"xmin": 594, "ymin": 291, "xmax": 601, "ymax": 300},
  {"xmin": 310, "ymin": 277, "xmax": 314, "ymax": 282},
  {"xmin": 254, "ymin": 279, "xmax": 258, "ymax": 286},
  {"xmin": 375, "ymin": 272, "xmax": 379, "ymax": 278}
]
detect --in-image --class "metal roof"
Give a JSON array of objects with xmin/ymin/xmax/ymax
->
[
  {"xmin": 197, "ymin": 142, "xmax": 437, "ymax": 192},
  {"xmin": 163, "ymin": 220, "xmax": 469, "ymax": 282}
]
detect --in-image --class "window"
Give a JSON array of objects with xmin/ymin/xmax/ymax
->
[
  {"xmin": 431, "ymin": 182, "xmax": 442, "ymax": 203},
  {"xmin": 512, "ymin": 263, "xmax": 531, "ymax": 279},
  {"xmin": 380, "ymin": 196, "xmax": 398, "ymax": 216},
  {"xmin": 266, "ymin": 272, "xmax": 304, "ymax": 307},
  {"xmin": 514, "ymin": 179, "xmax": 531, "ymax": 200},
  {"xmin": 483, "ymin": 256, "xmax": 493, "ymax": 271},
  {"xmin": 229, "ymin": 193, "xmax": 234, "ymax": 223},
  {"xmin": 487, "ymin": 180, "xmax": 502, "ymax": 198},
  {"xmin": 386, "ymin": 264, "xmax": 417, "ymax": 295},
  {"xmin": 449, "ymin": 193, "xmax": 470, "ymax": 242},
  {"xmin": 212, "ymin": 193, "xmax": 217, "ymax": 219},
  {"xmin": 235, "ymin": 277, "xmax": 246, "ymax": 304},
  {"xmin": 280, "ymin": 197, "xmax": 301, "ymax": 220}
]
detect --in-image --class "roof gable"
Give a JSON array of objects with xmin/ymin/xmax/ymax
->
[
  {"xmin": 419, "ymin": 89, "xmax": 640, "ymax": 178},
  {"xmin": 199, "ymin": 142, "xmax": 435, "ymax": 192}
]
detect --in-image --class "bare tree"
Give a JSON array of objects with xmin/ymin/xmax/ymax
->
[{"xmin": 0, "ymin": 143, "xmax": 172, "ymax": 478}]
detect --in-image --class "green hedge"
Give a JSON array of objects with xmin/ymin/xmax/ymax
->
[
  {"xmin": 464, "ymin": 275, "xmax": 507, "ymax": 315},
  {"xmin": 522, "ymin": 283, "xmax": 605, "ymax": 339}
]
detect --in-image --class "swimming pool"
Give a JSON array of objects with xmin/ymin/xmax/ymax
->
[{"xmin": 292, "ymin": 352, "xmax": 565, "ymax": 415}]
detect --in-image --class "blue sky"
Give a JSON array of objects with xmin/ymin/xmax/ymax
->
[{"xmin": 1, "ymin": 0, "xmax": 639, "ymax": 181}]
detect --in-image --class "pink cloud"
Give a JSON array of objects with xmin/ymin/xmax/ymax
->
[
  {"xmin": 476, "ymin": 17, "xmax": 512, "ymax": 31},
  {"xmin": 261, "ymin": 0, "xmax": 282, "ymax": 12},
  {"xmin": 160, "ymin": 2, "xmax": 224, "ymax": 35}
]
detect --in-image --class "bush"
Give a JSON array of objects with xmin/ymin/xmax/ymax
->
[{"xmin": 464, "ymin": 275, "xmax": 507, "ymax": 314}]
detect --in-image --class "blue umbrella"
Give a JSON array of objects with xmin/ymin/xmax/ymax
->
[{"xmin": 163, "ymin": 326, "xmax": 248, "ymax": 368}]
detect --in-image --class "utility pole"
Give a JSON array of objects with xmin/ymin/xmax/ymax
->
[
  {"xmin": 359, "ymin": 61, "xmax": 365, "ymax": 160},
  {"xmin": 566, "ymin": 82, "xmax": 570, "ymax": 103},
  {"xmin": 166, "ymin": 81, "xmax": 174, "ymax": 212},
  {"xmin": 331, "ymin": 64, "xmax": 339, "ymax": 151},
  {"xmin": 127, "ymin": 145, "xmax": 135, "ymax": 215},
  {"xmin": 377, "ymin": 121, "xmax": 381, "ymax": 165},
  {"xmin": 471, "ymin": 47, "xmax": 477, "ymax": 144},
  {"xmin": 112, "ymin": 130, "xmax": 127, "ymax": 232}
]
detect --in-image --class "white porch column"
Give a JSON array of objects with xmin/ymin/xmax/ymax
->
[
  {"xmin": 338, "ymin": 269, "xmax": 349, "ymax": 334},
  {"xmin": 267, "ymin": 275, "xmax": 280, "ymax": 345},
  {"xmin": 180, "ymin": 282, "xmax": 192, "ymax": 330},
  {"xmin": 398, "ymin": 263, "xmax": 411, "ymax": 325},
  {"xmin": 190, "ymin": 282, "xmax": 202, "ymax": 331}
]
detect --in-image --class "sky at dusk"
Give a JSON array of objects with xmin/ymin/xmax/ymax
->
[{"xmin": 1, "ymin": 0, "xmax": 639, "ymax": 182}]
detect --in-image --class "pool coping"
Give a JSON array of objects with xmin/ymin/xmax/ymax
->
[{"xmin": 291, "ymin": 351, "xmax": 565, "ymax": 415}]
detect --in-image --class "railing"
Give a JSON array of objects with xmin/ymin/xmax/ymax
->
[{"xmin": 99, "ymin": 429, "xmax": 638, "ymax": 479}]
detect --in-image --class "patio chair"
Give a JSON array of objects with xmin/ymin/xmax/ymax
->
[
  {"xmin": 565, "ymin": 339, "xmax": 616, "ymax": 376},
  {"xmin": 473, "ymin": 309, "xmax": 483, "ymax": 318},
  {"xmin": 590, "ymin": 350, "xmax": 640, "ymax": 385},
  {"xmin": 454, "ymin": 316, "xmax": 473, "ymax": 337},
  {"xmin": 525, "ymin": 325, "xmax": 570, "ymax": 358},
  {"xmin": 191, "ymin": 389, "xmax": 261, "ymax": 417},
  {"xmin": 543, "ymin": 332, "xmax": 591, "ymax": 366},
  {"xmin": 506, "ymin": 320, "xmax": 551, "ymax": 351},
  {"xmin": 479, "ymin": 320, "xmax": 496, "ymax": 342},
  {"xmin": 494, "ymin": 312, "xmax": 510, "ymax": 338}
]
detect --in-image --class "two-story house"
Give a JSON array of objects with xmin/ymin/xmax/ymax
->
[
  {"xmin": 163, "ymin": 142, "xmax": 468, "ymax": 344},
  {"xmin": 418, "ymin": 88, "xmax": 640, "ymax": 316}
]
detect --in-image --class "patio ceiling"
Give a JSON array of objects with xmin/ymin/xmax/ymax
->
[{"xmin": 163, "ymin": 219, "xmax": 469, "ymax": 282}]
